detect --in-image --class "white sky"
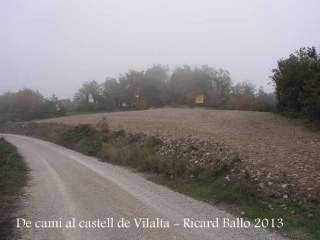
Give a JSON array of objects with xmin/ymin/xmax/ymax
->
[{"xmin": 1, "ymin": 0, "xmax": 320, "ymax": 98}]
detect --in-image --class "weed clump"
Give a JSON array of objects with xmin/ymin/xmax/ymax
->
[
  {"xmin": 0, "ymin": 138, "xmax": 28, "ymax": 239},
  {"xmin": 59, "ymin": 124, "xmax": 97, "ymax": 151}
]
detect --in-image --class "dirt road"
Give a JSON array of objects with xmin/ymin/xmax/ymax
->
[
  {"xmin": 39, "ymin": 108, "xmax": 320, "ymax": 200},
  {"xmin": 4, "ymin": 134, "xmax": 284, "ymax": 240}
]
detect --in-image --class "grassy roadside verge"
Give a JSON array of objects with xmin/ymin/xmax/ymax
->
[
  {"xmin": 0, "ymin": 137, "xmax": 28, "ymax": 240},
  {"xmin": 151, "ymin": 177, "xmax": 319, "ymax": 239},
  {"xmin": 1, "ymin": 121, "xmax": 319, "ymax": 239}
]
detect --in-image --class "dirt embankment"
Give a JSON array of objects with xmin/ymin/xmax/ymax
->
[{"xmin": 37, "ymin": 108, "xmax": 320, "ymax": 206}]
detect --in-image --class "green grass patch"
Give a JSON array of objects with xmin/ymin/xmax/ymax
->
[
  {"xmin": 150, "ymin": 177, "xmax": 320, "ymax": 240},
  {"xmin": 0, "ymin": 137, "xmax": 28, "ymax": 240}
]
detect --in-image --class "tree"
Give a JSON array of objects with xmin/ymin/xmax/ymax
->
[
  {"xmin": 225, "ymin": 82, "xmax": 256, "ymax": 110},
  {"xmin": 142, "ymin": 64, "xmax": 169, "ymax": 107},
  {"xmin": 168, "ymin": 65, "xmax": 231, "ymax": 107},
  {"xmin": 302, "ymin": 72, "xmax": 320, "ymax": 119},
  {"xmin": 68, "ymin": 63, "xmax": 277, "ymax": 113},
  {"xmin": 252, "ymin": 87, "xmax": 276, "ymax": 112},
  {"xmin": 118, "ymin": 70, "xmax": 144, "ymax": 108},
  {"xmin": 270, "ymin": 46, "xmax": 320, "ymax": 120},
  {"xmin": 0, "ymin": 89, "xmax": 63, "ymax": 126},
  {"xmin": 74, "ymin": 80, "xmax": 103, "ymax": 111},
  {"xmin": 102, "ymin": 78, "xmax": 121, "ymax": 109},
  {"xmin": 169, "ymin": 65, "xmax": 194, "ymax": 105},
  {"xmin": 201, "ymin": 66, "xmax": 231, "ymax": 107}
]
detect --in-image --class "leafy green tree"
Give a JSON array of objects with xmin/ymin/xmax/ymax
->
[
  {"xmin": 169, "ymin": 65, "xmax": 194, "ymax": 105},
  {"xmin": 302, "ymin": 72, "xmax": 320, "ymax": 119},
  {"xmin": 271, "ymin": 46, "xmax": 320, "ymax": 120},
  {"xmin": 201, "ymin": 66, "xmax": 231, "ymax": 107},
  {"xmin": 68, "ymin": 63, "xmax": 275, "ymax": 113},
  {"xmin": 118, "ymin": 70, "xmax": 144, "ymax": 107},
  {"xmin": 142, "ymin": 64, "xmax": 169, "ymax": 107},
  {"xmin": 225, "ymin": 82, "xmax": 256, "ymax": 110},
  {"xmin": 0, "ymin": 89, "xmax": 62, "ymax": 125},
  {"xmin": 74, "ymin": 80, "xmax": 103, "ymax": 111},
  {"xmin": 252, "ymin": 87, "xmax": 276, "ymax": 112},
  {"xmin": 168, "ymin": 65, "xmax": 231, "ymax": 107},
  {"xmin": 101, "ymin": 78, "xmax": 121, "ymax": 109}
]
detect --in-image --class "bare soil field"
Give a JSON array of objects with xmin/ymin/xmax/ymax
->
[{"xmin": 38, "ymin": 108, "xmax": 320, "ymax": 205}]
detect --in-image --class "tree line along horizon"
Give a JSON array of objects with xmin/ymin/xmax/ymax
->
[{"xmin": 0, "ymin": 46, "xmax": 319, "ymax": 126}]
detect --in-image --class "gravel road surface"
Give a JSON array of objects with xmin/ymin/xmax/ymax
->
[{"xmin": 3, "ymin": 134, "xmax": 285, "ymax": 240}]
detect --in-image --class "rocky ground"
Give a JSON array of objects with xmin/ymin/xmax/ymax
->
[
  {"xmin": 37, "ymin": 108, "xmax": 320, "ymax": 209},
  {"xmin": 154, "ymin": 136, "xmax": 318, "ymax": 210}
]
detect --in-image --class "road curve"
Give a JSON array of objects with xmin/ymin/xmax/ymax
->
[{"xmin": 3, "ymin": 134, "xmax": 285, "ymax": 240}]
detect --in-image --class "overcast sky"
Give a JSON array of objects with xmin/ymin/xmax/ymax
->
[{"xmin": 1, "ymin": 0, "xmax": 320, "ymax": 99}]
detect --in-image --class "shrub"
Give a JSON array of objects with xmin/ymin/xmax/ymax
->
[
  {"xmin": 59, "ymin": 124, "xmax": 97, "ymax": 148},
  {"xmin": 96, "ymin": 117, "xmax": 109, "ymax": 134},
  {"xmin": 77, "ymin": 138, "xmax": 102, "ymax": 156}
]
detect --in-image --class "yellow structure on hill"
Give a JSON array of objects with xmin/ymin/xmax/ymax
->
[{"xmin": 195, "ymin": 95, "xmax": 204, "ymax": 104}]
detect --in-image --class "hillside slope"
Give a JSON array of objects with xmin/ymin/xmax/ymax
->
[{"xmin": 38, "ymin": 108, "xmax": 320, "ymax": 204}]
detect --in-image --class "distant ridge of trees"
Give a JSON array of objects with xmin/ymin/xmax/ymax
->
[
  {"xmin": 0, "ymin": 64, "xmax": 275, "ymax": 127},
  {"xmin": 72, "ymin": 64, "xmax": 275, "ymax": 112},
  {"xmin": 2, "ymin": 46, "xmax": 319, "ymax": 126},
  {"xmin": 0, "ymin": 89, "xmax": 65, "ymax": 126}
]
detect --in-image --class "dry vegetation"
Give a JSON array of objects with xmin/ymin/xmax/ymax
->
[{"xmin": 38, "ymin": 108, "xmax": 320, "ymax": 206}]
